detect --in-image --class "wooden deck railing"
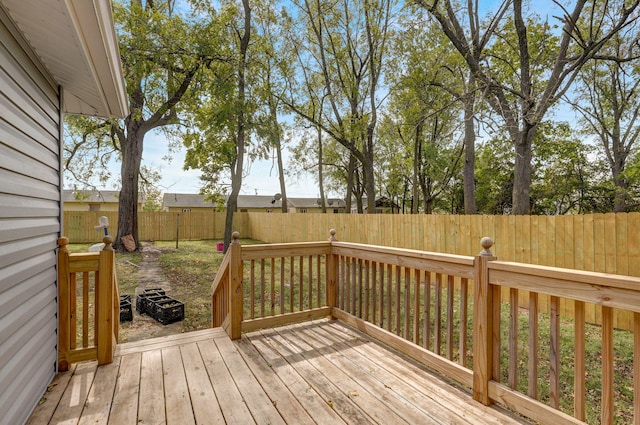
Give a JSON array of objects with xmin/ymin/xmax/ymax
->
[
  {"xmin": 57, "ymin": 236, "xmax": 119, "ymax": 372},
  {"xmin": 211, "ymin": 229, "xmax": 640, "ymax": 424},
  {"xmin": 482, "ymin": 258, "xmax": 640, "ymax": 425}
]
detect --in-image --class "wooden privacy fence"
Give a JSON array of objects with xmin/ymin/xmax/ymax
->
[
  {"xmin": 64, "ymin": 211, "xmax": 233, "ymax": 243},
  {"xmin": 66, "ymin": 211, "xmax": 640, "ymax": 328},
  {"xmin": 66, "ymin": 211, "xmax": 640, "ymax": 277},
  {"xmin": 212, "ymin": 230, "xmax": 640, "ymax": 424}
]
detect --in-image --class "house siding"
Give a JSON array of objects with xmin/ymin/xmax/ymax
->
[{"xmin": 0, "ymin": 9, "xmax": 60, "ymax": 425}]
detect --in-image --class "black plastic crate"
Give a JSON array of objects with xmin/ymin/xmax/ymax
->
[
  {"xmin": 136, "ymin": 289, "xmax": 166, "ymax": 314},
  {"xmin": 142, "ymin": 294, "xmax": 172, "ymax": 314},
  {"xmin": 150, "ymin": 297, "xmax": 184, "ymax": 325},
  {"xmin": 120, "ymin": 299, "xmax": 133, "ymax": 322},
  {"xmin": 120, "ymin": 294, "xmax": 131, "ymax": 303}
]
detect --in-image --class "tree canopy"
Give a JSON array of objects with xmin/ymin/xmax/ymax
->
[{"xmin": 64, "ymin": 0, "xmax": 640, "ymax": 222}]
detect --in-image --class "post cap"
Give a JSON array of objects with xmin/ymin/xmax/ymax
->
[{"xmin": 479, "ymin": 237, "xmax": 494, "ymax": 256}]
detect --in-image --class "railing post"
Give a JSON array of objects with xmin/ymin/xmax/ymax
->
[
  {"xmin": 326, "ymin": 229, "xmax": 338, "ymax": 316},
  {"xmin": 473, "ymin": 237, "xmax": 497, "ymax": 405},
  {"xmin": 96, "ymin": 236, "xmax": 116, "ymax": 365},
  {"xmin": 57, "ymin": 237, "xmax": 70, "ymax": 372},
  {"xmin": 229, "ymin": 231, "xmax": 243, "ymax": 340}
]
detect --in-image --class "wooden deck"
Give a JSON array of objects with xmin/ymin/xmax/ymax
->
[{"xmin": 28, "ymin": 319, "xmax": 530, "ymax": 425}]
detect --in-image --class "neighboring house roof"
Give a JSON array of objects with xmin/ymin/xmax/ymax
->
[
  {"xmin": 1, "ymin": 0, "xmax": 128, "ymax": 118},
  {"xmin": 237, "ymin": 195, "xmax": 285, "ymax": 209},
  {"xmin": 63, "ymin": 190, "xmax": 146, "ymax": 204},
  {"xmin": 162, "ymin": 193, "xmax": 348, "ymax": 210},
  {"xmin": 288, "ymin": 198, "xmax": 346, "ymax": 209},
  {"xmin": 163, "ymin": 193, "xmax": 217, "ymax": 209},
  {"xmin": 63, "ymin": 190, "xmax": 120, "ymax": 203}
]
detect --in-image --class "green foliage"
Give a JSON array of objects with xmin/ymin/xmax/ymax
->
[
  {"xmin": 63, "ymin": 0, "xmax": 640, "ymax": 216},
  {"xmin": 531, "ymin": 122, "xmax": 608, "ymax": 214},
  {"xmin": 475, "ymin": 136, "xmax": 514, "ymax": 214}
]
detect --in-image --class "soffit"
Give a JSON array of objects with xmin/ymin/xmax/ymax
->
[{"xmin": 1, "ymin": 0, "xmax": 128, "ymax": 118}]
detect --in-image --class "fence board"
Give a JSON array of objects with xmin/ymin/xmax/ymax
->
[{"xmin": 64, "ymin": 211, "xmax": 230, "ymax": 243}]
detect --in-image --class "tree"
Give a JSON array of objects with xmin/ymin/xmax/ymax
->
[
  {"xmin": 281, "ymin": 0, "xmax": 395, "ymax": 213},
  {"xmin": 570, "ymin": 23, "xmax": 640, "ymax": 212},
  {"xmin": 416, "ymin": 0, "xmax": 640, "ymax": 214},
  {"xmin": 251, "ymin": 0, "xmax": 292, "ymax": 212},
  {"xmin": 65, "ymin": 0, "xmax": 217, "ymax": 250},
  {"xmin": 383, "ymin": 14, "xmax": 465, "ymax": 214},
  {"xmin": 530, "ymin": 122, "xmax": 602, "ymax": 214},
  {"xmin": 115, "ymin": 0, "xmax": 222, "ymax": 250},
  {"xmin": 183, "ymin": 0, "xmax": 253, "ymax": 250}
]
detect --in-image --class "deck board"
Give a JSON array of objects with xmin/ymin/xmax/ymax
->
[
  {"xmin": 107, "ymin": 353, "xmax": 140, "ymax": 425},
  {"xmin": 138, "ymin": 350, "xmax": 165, "ymax": 425},
  {"xmin": 29, "ymin": 319, "xmax": 531, "ymax": 425}
]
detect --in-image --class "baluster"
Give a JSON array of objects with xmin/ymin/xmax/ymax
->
[
  {"xmin": 290, "ymin": 256, "xmax": 295, "ymax": 312},
  {"xmin": 250, "ymin": 260, "xmax": 255, "ymax": 319},
  {"xmin": 394, "ymin": 265, "xmax": 401, "ymax": 335},
  {"xmin": 549, "ymin": 296, "xmax": 560, "ymax": 408},
  {"xmin": 446, "ymin": 275, "xmax": 454, "ymax": 360},
  {"xmin": 372, "ymin": 261, "xmax": 378, "ymax": 325},
  {"xmin": 574, "ymin": 300, "xmax": 585, "ymax": 420},
  {"xmin": 424, "ymin": 271, "xmax": 431, "ymax": 350},
  {"xmin": 435, "ymin": 273, "xmax": 442, "ymax": 355},
  {"xmin": 404, "ymin": 267, "xmax": 410, "ymax": 340},
  {"xmin": 308, "ymin": 255, "xmax": 313, "ymax": 310},
  {"xmin": 280, "ymin": 258, "xmax": 285, "ymax": 315},
  {"xmin": 509, "ymin": 287, "xmax": 519, "ymax": 389},
  {"xmin": 459, "ymin": 277, "xmax": 468, "ymax": 366},
  {"xmin": 260, "ymin": 259, "xmax": 266, "ymax": 317},
  {"xmin": 270, "ymin": 257, "xmax": 276, "ymax": 316},
  {"xmin": 413, "ymin": 269, "xmax": 421, "ymax": 346},
  {"xmin": 601, "ymin": 306, "xmax": 614, "ymax": 424}
]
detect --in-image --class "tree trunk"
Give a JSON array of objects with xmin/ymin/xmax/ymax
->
[
  {"xmin": 412, "ymin": 122, "xmax": 422, "ymax": 214},
  {"xmin": 116, "ymin": 128, "xmax": 143, "ymax": 251},
  {"xmin": 512, "ymin": 125, "xmax": 535, "ymax": 215},
  {"xmin": 612, "ymin": 161, "xmax": 629, "ymax": 212},
  {"xmin": 224, "ymin": 0, "xmax": 251, "ymax": 251},
  {"xmin": 317, "ymin": 125, "xmax": 326, "ymax": 213},
  {"xmin": 271, "ymin": 108, "xmax": 288, "ymax": 213},
  {"xmin": 345, "ymin": 153, "xmax": 356, "ymax": 213},
  {"xmin": 462, "ymin": 73, "xmax": 477, "ymax": 214},
  {"xmin": 363, "ymin": 155, "xmax": 376, "ymax": 214},
  {"xmin": 276, "ymin": 142, "xmax": 288, "ymax": 213}
]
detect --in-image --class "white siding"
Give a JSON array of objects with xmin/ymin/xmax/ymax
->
[{"xmin": 0, "ymin": 8, "xmax": 60, "ymax": 425}]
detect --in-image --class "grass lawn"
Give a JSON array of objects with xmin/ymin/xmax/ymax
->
[{"xmin": 154, "ymin": 239, "xmax": 264, "ymax": 332}]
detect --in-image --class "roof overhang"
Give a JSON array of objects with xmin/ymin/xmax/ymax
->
[{"xmin": 1, "ymin": 0, "xmax": 128, "ymax": 118}]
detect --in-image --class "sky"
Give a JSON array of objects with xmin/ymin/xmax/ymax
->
[
  {"xmin": 82, "ymin": 0, "xmax": 573, "ymax": 199},
  {"xmin": 141, "ymin": 131, "xmax": 324, "ymax": 198}
]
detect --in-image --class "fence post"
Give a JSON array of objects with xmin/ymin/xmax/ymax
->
[
  {"xmin": 96, "ymin": 236, "xmax": 116, "ymax": 365},
  {"xmin": 57, "ymin": 237, "xmax": 71, "ymax": 372},
  {"xmin": 472, "ymin": 237, "xmax": 497, "ymax": 405},
  {"xmin": 326, "ymin": 229, "xmax": 338, "ymax": 316},
  {"xmin": 229, "ymin": 231, "xmax": 243, "ymax": 340}
]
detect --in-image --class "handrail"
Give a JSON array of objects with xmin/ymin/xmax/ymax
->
[
  {"xmin": 210, "ymin": 249, "xmax": 231, "ymax": 297},
  {"xmin": 211, "ymin": 249, "xmax": 231, "ymax": 330},
  {"xmin": 57, "ymin": 236, "xmax": 118, "ymax": 372},
  {"xmin": 212, "ymin": 230, "xmax": 640, "ymax": 424}
]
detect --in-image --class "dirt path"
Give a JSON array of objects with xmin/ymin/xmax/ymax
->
[{"xmin": 120, "ymin": 242, "xmax": 183, "ymax": 342}]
